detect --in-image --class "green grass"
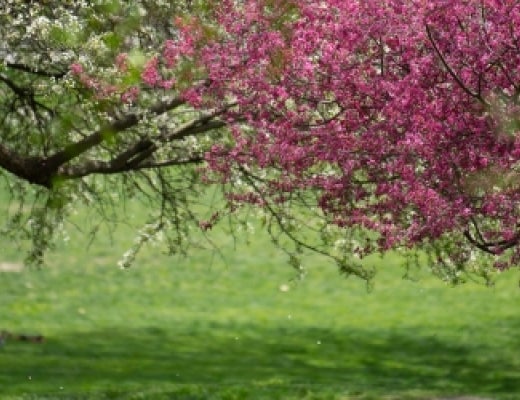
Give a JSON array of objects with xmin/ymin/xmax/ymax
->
[{"xmin": 1, "ymin": 190, "xmax": 520, "ymax": 399}]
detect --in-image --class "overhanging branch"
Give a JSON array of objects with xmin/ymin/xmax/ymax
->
[
  {"xmin": 0, "ymin": 143, "xmax": 40, "ymax": 181},
  {"xmin": 45, "ymin": 96, "xmax": 186, "ymax": 171},
  {"xmin": 55, "ymin": 107, "xmax": 229, "ymax": 180},
  {"xmin": 56, "ymin": 154, "xmax": 205, "ymax": 179},
  {"xmin": 5, "ymin": 62, "xmax": 67, "ymax": 79}
]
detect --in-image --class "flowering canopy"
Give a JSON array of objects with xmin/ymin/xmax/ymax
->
[
  {"xmin": 0, "ymin": 1, "xmax": 226, "ymax": 266},
  {"xmin": 149, "ymin": 0, "xmax": 520, "ymax": 277},
  {"xmin": 3, "ymin": 0, "xmax": 520, "ymax": 282}
]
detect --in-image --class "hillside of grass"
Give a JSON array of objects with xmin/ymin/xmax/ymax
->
[{"xmin": 1, "ymin": 183, "xmax": 519, "ymax": 400}]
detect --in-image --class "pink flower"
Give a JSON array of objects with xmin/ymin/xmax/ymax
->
[
  {"xmin": 141, "ymin": 57, "xmax": 161, "ymax": 87},
  {"xmin": 70, "ymin": 63, "xmax": 83, "ymax": 75},
  {"xmin": 160, "ymin": 79, "xmax": 175, "ymax": 90},
  {"xmin": 115, "ymin": 0, "xmax": 520, "ymax": 270},
  {"xmin": 121, "ymin": 86, "xmax": 140, "ymax": 104},
  {"xmin": 115, "ymin": 53, "xmax": 128, "ymax": 72},
  {"xmin": 163, "ymin": 40, "xmax": 180, "ymax": 67}
]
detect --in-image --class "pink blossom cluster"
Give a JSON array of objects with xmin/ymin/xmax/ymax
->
[
  {"xmin": 70, "ymin": 62, "xmax": 125, "ymax": 100},
  {"xmin": 120, "ymin": 1, "xmax": 520, "ymax": 268},
  {"xmin": 70, "ymin": 63, "xmax": 116, "ymax": 97}
]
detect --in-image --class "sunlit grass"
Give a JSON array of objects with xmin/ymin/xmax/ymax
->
[{"xmin": 1, "ymin": 187, "xmax": 520, "ymax": 399}]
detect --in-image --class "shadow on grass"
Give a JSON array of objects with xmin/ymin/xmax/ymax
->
[{"xmin": 1, "ymin": 322, "xmax": 519, "ymax": 398}]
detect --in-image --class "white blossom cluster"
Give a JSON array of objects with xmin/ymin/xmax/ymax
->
[{"xmin": 0, "ymin": 1, "xmax": 228, "ymax": 267}]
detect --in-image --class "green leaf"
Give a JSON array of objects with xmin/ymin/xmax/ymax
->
[
  {"xmin": 122, "ymin": 66, "xmax": 143, "ymax": 86},
  {"xmin": 103, "ymin": 32, "xmax": 122, "ymax": 51},
  {"xmin": 94, "ymin": 0, "xmax": 122, "ymax": 14},
  {"xmin": 127, "ymin": 49, "xmax": 147, "ymax": 69}
]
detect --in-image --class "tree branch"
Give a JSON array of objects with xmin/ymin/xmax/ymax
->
[
  {"xmin": 0, "ymin": 73, "xmax": 30, "ymax": 97},
  {"xmin": 55, "ymin": 154, "xmax": 205, "ymax": 179},
  {"xmin": 5, "ymin": 62, "xmax": 67, "ymax": 79},
  {"xmin": 0, "ymin": 143, "xmax": 39, "ymax": 181},
  {"xmin": 426, "ymin": 24, "xmax": 488, "ymax": 106},
  {"xmin": 45, "ymin": 96, "xmax": 186, "ymax": 171},
  {"xmin": 55, "ymin": 106, "xmax": 230, "ymax": 180}
]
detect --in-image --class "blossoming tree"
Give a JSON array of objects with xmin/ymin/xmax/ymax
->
[
  {"xmin": 0, "ymin": 0, "xmax": 226, "ymax": 267},
  {"xmin": 2, "ymin": 0, "xmax": 520, "ymax": 283}
]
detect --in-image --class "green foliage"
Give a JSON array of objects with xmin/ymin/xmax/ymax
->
[
  {"xmin": 0, "ymin": 0, "xmax": 236, "ymax": 269},
  {"xmin": 1, "ymin": 0, "xmax": 519, "ymax": 285},
  {"xmin": 48, "ymin": 26, "xmax": 82, "ymax": 48}
]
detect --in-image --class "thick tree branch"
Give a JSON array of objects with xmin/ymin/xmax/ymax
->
[
  {"xmin": 56, "ymin": 112, "xmax": 227, "ymax": 179},
  {"xmin": 45, "ymin": 96, "xmax": 186, "ymax": 171},
  {"xmin": 105, "ymin": 112, "xmax": 227, "ymax": 171},
  {"xmin": 0, "ymin": 143, "xmax": 40, "ymax": 181},
  {"xmin": 56, "ymin": 154, "xmax": 205, "ymax": 179},
  {"xmin": 5, "ymin": 62, "xmax": 67, "ymax": 79},
  {"xmin": 0, "ymin": 96, "xmax": 186, "ymax": 187}
]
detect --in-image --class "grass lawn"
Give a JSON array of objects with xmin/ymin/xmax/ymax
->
[{"xmin": 1, "ymin": 187, "xmax": 519, "ymax": 399}]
